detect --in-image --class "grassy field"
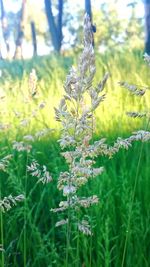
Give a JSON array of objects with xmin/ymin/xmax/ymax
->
[{"xmin": 0, "ymin": 49, "xmax": 150, "ymax": 267}]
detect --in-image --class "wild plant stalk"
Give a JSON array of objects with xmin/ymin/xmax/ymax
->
[
  {"xmin": 76, "ymin": 214, "xmax": 80, "ymax": 267},
  {"xmin": 23, "ymin": 152, "xmax": 28, "ymax": 267},
  {"xmin": 16, "ymin": 69, "xmax": 52, "ymax": 266},
  {"xmin": 52, "ymin": 16, "xmax": 150, "ymax": 266},
  {"xmin": 119, "ymin": 56, "xmax": 150, "ymax": 266},
  {"xmin": 52, "ymin": 14, "xmax": 109, "ymax": 265},
  {"xmin": 0, "ymin": 194, "xmax": 24, "ymax": 266},
  {"xmin": 0, "ymin": 154, "xmax": 24, "ymax": 266},
  {"xmin": 0, "ymin": 165, "xmax": 4, "ymax": 266},
  {"xmin": 0, "ymin": 197, "xmax": 4, "ymax": 267},
  {"xmin": 121, "ymin": 138, "xmax": 147, "ymax": 267}
]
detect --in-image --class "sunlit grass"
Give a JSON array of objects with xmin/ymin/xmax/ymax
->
[
  {"xmin": 0, "ymin": 50, "xmax": 150, "ymax": 266},
  {"xmin": 0, "ymin": 50, "xmax": 149, "ymax": 138}
]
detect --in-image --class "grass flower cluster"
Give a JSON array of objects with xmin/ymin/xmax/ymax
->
[
  {"xmin": 53, "ymin": 16, "xmax": 108, "ymax": 233},
  {"xmin": 0, "ymin": 195, "xmax": 24, "ymax": 213}
]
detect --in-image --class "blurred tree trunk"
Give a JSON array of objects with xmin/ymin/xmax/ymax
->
[
  {"xmin": 14, "ymin": 0, "xmax": 27, "ymax": 59},
  {"xmin": 31, "ymin": 21, "xmax": 37, "ymax": 57},
  {"xmin": 0, "ymin": 0, "xmax": 10, "ymax": 58},
  {"xmin": 0, "ymin": 44, "xmax": 3, "ymax": 59},
  {"xmin": 57, "ymin": 0, "xmax": 63, "ymax": 49},
  {"xmin": 144, "ymin": 0, "xmax": 150, "ymax": 54},
  {"xmin": 85, "ymin": 0, "xmax": 92, "ymax": 19},
  {"xmin": 44, "ymin": 0, "xmax": 63, "ymax": 53},
  {"xmin": 85, "ymin": 0, "xmax": 96, "ymax": 46}
]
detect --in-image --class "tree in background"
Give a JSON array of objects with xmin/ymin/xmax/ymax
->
[
  {"xmin": 85, "ymin": 0, "xmax": 92, "ymax": 19},
  {"xmin": 90, "ymin": 0, "xmax": 144, "ymax": 53},
  {"xmin": 144, "ymin": 0, "xmax": 150, "ymax": 54},
  {"xmin": 0, "ymin": 44, "xmax": 3, "ymax": 59},
  {"xmin": 0, "ymin": 0, "xmax": 145, "ymax": 58},
  {"xmin": 44, "ymin": 0, "xmax": 63, "ymax": 53},
  {"xmin": 85, "ymin": 0, "xmax": 96, "ymax": 46},
  {"xmin": 91, "ymin": 1, "xmax": 126, "ymax": 52},
  {"xmin": 0, "ymin": 0, "xmax": 10, "ymax": 58},
  {"xmin": 23, "ymin": 1, "xmax": 48, "ymax": 57},
  {"xmin": 14, "ymin": 0, "xmax": 27, "ymax": 59},
  {"xmin": 30, "ymin": 21, "xmax": 37, "ymax": 56},
  {"xmin": 125, "ymin": 1, "xmax": 144, "ymax": 50}
]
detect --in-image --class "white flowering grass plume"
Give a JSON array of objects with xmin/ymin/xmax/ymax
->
[
  {"xmin": 53, "ymin": 14, "xmax": 150, "ymax": 235},
  {"xmin": 52, "ymin": 14, "xmax": 109, "ymax": 236},
  {"xmin": 51, "ymin": 16, "xmax": 150, "ymax": 266},
  {"xmin": 27, "ymin": 160, "xmax": 52, "ymax": 184},
  {"xmin": 0, "ymin": 194, "xmax": 24, "ymax": 213}
]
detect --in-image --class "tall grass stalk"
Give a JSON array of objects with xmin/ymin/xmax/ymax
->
[
  {"xmin": 0, "ymin": 206, "xmax": 4, "ymax": 267},
  {"xmin": 121, "ymin": 117, "xmax": 150, "ymax": 267},
  {"xmin": 23, "ymin": 152, "xmax": 28, "ymax": 267},
  {"xmin": 65, "ymin": 201, "xmax": 71, "ymax": 267},
  {"xmin": 52, "ymin": 14, "xmax": 109, "ymax": 264},
  {"xmin": 76, "ymin": 213, "xmax": 80, "ymax": 267},
  {"xmin": 119, "ymin": 56, "xmax": 150, "ymax": 266},
  {"xmin": 0, "ymin": 173, "xmax": 4, "ymax": 267}
]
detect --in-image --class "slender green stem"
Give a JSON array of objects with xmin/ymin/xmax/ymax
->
[
  {"xmin": 121, "ymin": 118, "xmax": 150, "ymax": 267},
  {"xmin": 89, "ymin": 234, "xmax": 92, "ymax": 267},
  {"xmin": 66, "ymin": 96, "xmax": 80, "ymax": 267},
  {"xmin": 65, "ymin": 200, "xmax": 71, "ymax": 267},
  {"xmin": 0, "ymin": 209, "xmax": 4, "ymax": 267},
  {"xmin": 76, "ymin": 212, "xmax": 80, "ymax": 267},
  {"xmin": 23, "ymin": 152, "xmax": 28, "ymax": 267},
  {"xmin": 0, "ymin": 178, "xmax": 4, "ymax": 267},
  {"xmin": 89, "ymin": 101, "xmax": 94, "ymax": 267}
]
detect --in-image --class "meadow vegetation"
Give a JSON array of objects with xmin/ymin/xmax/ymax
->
[{"xmin": 0, "ymin": 17, "xmax": 150, "ymax": 267}]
